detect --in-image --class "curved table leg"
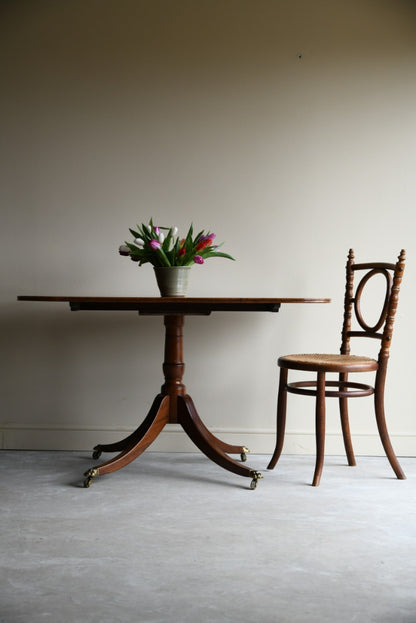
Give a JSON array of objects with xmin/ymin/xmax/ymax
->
[
  {"xmin": 177, "ymin": 395, "xmax": 262, "ymax": 489},
  {"xmin": 83, "ymin": 395, "xmax": 169, "ymax": 487},
  {"xmin": 179, "ymin": 402, "xmax": 250, "ymax": 461},
  {"xmin": 91, "ymin": 411, "xmax": 161, "ymax": 460}
]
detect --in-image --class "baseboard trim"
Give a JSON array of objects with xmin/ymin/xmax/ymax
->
[{"xmin": 2, "ymin": 426, "xmax": 415, "ymax": 456}]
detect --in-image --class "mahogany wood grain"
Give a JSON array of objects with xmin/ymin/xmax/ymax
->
[
  {"xmin": 17, "ymin": 296, "xmax": 329, "ymax": 315},
  {"xmin": 18, "ymin": 295, "xmax": 330, "ymax": 487}
]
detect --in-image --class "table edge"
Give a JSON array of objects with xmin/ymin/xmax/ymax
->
[{"xmin": 17, "ymin": 296, "xmax": 331, "ymax": 303}]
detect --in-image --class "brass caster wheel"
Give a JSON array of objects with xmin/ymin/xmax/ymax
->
[
  {"xmin": 92, "ymin": 446, "xmax": 102, "ymax": 460},
  {"xmin": 83, "ymin": 468, "xmax": 99, "ymax": 488},
  {"xmin": 250, "ymin": 471, "xmax": 263, "ymax": 490},
  {"xmin": 240, "ymin": 446, "xmax": 250, "ymax": 462}
]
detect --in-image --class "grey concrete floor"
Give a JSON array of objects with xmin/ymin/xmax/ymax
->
[{"xmin": 1, "ymin": 451, "xmax": 416, "ymax": 623}]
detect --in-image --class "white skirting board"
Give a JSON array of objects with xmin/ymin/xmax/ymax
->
[{"xmin": 1, "ymin": 426, "xmax": 415, "ymax": 456}]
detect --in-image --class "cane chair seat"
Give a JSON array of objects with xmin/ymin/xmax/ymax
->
[
  {"xmin": 279, "ymin": 353, "xmax": 378, "ymax": 373},
  {"xmin": 268, "ymin": 249, "xmax": 406, "ymax": 486}
]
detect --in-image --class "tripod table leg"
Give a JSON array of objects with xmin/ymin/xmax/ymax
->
[
  {"xmin": 83, "ymin": 394, "xmax": 170, "ymax": 487},
  {"xmin": 177, "ymin": 394, "xmax": 262, "ymax": 489}
]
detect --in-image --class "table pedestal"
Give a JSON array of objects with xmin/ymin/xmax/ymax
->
[{"xmin": 83, "ymin": 315, "xmax": 262, "ymax": 489}]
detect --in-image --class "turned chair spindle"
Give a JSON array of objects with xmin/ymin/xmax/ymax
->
[{"xmin": 268, "ymin": 249, "xmax": 406, "ymax": 486}]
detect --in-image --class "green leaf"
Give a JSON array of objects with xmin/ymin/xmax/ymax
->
[
  {"xmin": 126, "ymin": 242, "xmax": 142, "ymax": 255},
  {"xmin": 142, "ymin": 224, "xmax": 153, "ymax": 239},
  {"xmin": 163, "ymin": 228, "xmax": 173, "ymax": 251},
  {"xmin": 184, "ymin": 223, "xmax": 194, "ymax": 247},
  {"xmin": 129, "ymin": 228, "xmax": 141, "ymax": 239},
  {"xmin": 204, "ymin": 251, "xmax": 235, "ymax": 260},
  {"xmin": 193, "ymin": 229, "xmax": 205, "ymax": 245}
]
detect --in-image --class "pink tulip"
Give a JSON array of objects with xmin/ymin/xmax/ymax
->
[
  {"xmin": 193, "ymin": 255, "xmax": 204, "ymax": 264},
  {"xmin": 149, "ymin": 239, "xmax": 161, "ymax": 250}
]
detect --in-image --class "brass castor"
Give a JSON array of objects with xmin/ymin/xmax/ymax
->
[
  {"xmin": 240, "ymin": 446, "xmax": 250, "ymax": 462},
  {"xmin": 250, "ymin": 471, "xmax": 263, "ymax": 490},
  {"xmin": 92, "ymin": 446, "xmax": 102, "ymax": 460},
  {"xmin": 83, "ymin": 468, "xmax": 99, "ymax": 488}
]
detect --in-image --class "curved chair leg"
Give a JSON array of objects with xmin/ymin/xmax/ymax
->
[
  {"xmin": 267, "ymin": 367, "xmax": 288, "ymax": 470},
  {"xmin": 374, "ymin": 375, "xmax": 406, "ymax": 480},
  {"xmin": 312, "ymin": 372, "xmax": 326, "ymax": 486},
  {"xmin": 339, "ymin": 372, "xmax": 356, "ymax": 466}
]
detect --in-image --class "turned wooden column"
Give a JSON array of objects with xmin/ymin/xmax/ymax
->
[{"xmin": 161, "ymin": 315, "xmax": 186, "ymax": 422}]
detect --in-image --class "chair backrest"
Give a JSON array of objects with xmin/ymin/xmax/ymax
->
[{"xmin": 340, "ymin": 249, "xmax": 406, "ymax": 365}]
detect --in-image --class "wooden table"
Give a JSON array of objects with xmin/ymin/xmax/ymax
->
[{"xmin": 18, "ymin": 296, "xmax": 330, "ymax": 488}]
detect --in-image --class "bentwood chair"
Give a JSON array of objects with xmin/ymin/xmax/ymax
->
[{"xmin": 268, "ymin": 249, "xmax": 406, "ymax": 486}]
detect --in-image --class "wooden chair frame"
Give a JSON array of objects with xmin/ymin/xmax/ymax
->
[{"xmin": 268, "ymin": 249, "xmax": 406, "ymax": 485}]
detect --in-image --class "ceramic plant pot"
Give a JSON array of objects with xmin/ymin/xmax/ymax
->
[{"xmin": 153, "ymin": 266, "xmax": 191, "ymax": 297}]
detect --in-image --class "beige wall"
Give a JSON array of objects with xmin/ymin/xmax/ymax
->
[{"xmin": 1, "ymin": 0, "xmax": 415, "ymax": 455}]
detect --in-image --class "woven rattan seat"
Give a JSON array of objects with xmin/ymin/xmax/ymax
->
[
  {"xmin": 279, "ymin": 353, "xmax": 378, "ymax": 373},
  {"xmin": 268, "ymin": 249, "xmax": 406, "ymax": 486}
]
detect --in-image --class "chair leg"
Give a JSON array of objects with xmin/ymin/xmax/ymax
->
[
  {"xmin": 312, "ymin": 371, "xmax": 326, "ymax": 486},
  {"xmin": 374, "ymin": 373, "xmax": 406, "ymax": 480},
  {"xmin": 339, "ymin": 373, "xmax": 356, "ymax": 466},
  {"xmin": 267, "ymin": 367, "xmax": 288, "ymax": 470}
]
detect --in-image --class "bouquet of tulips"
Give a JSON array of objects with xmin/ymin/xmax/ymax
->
[{"xmin": 119, "ymin": 219, "xmax": 235, "ymax": 267}]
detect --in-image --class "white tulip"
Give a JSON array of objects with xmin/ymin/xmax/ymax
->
[
  {"xmin": 134, "ymin": 237, "xmax": 144, "ymax": 248},
  {"xmin": 159, "ymin": 232, "xmax": 165, "ymax": 243},
  {"xmin": 119, "ymin": 244, "xmax": 130, "ymax": 255},
  {"xmin": 172, "ymin": 226, "xmax": 178, "ymax": 236}
]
